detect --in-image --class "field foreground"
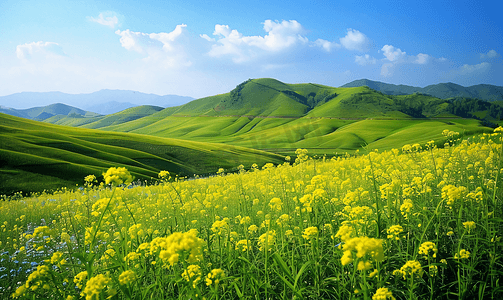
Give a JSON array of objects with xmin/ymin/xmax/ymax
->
[{"xmin": 1, "ymin": 129, "xmax": 502, "ymax": 299}]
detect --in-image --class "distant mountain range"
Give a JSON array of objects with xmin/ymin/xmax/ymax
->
[
  {"xmin": 0, "ymin": 89, "xmax": 194, "ymax": 114},
  {"xmin": 341, "ymin": 79, "xmax": 503, "ymax": 101}
]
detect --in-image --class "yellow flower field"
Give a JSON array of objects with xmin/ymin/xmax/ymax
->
[{"xmin": 1, "ymin": 128, "xmax": 502, "ymax": 299}]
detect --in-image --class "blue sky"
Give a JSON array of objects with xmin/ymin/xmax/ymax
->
[{"xmin": 0, "ymin": 0, "xmax": 501, "ymax": 100}]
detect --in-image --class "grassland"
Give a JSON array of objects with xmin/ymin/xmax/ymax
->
[
  {"xmin": 4, "ymin": 78, "xmax": 498, "ymax": 195},
  {"xmin": 0, "ymin": 113, "xmax": 284, "ymax": 195},
  {"xmin": 1, "ymin": 129, "xmax": 502, "ymax": 299},
  {"xmin": 43, "ymin": 78, "xmax": 492, "ymax": 156}
]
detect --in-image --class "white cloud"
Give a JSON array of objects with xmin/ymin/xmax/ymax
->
[
  {"xmin": 458, "ymin": 62, "xmax": 490, "ymax": 75},
  {"xmin": 414, "ymin": 53, "xmax": 430, "ymax": 64},
  {"xmin": 381, "ymin": 45, "xmax": 406, "ymax": 62},
  {"xmin": 200, "ymin": 34, "xmax": 215, "ymax": 42},
  {"xmin": 204, "ymin": 20, "xmax": 310, "ymax": 63},
  {"xmin": 87, "ymin": 12, "xmax": 119, "ymax": 28},
  {"xmin": 314, "ymin": 39, "xmax": 341, "ymax": 52},
  {"xmin": 115, "ymin": 25, "xmax": 190, "ymax": 68},
  {"xmin": 339, "ymin": 29, "xmax": 370, "ymax": 52},
  {"xmin": 480, "ymin": 49, "xmax": 499, "ymax": 59},
  {"xmin": 355, "ymin": 54, "xmax": 377, "ymax": 66},
  {"xmin": 16, "ymin": 41, "xmax": 66, "ymax": 60}
]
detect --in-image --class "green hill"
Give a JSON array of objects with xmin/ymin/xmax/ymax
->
[
  {"xmin": 342, "ymin": 79, "xmax": 503, "ymax": 101},
  {"xmin": 0, "ymin": 113, "xmax": 284, "ymax": 195},
  {"xmin": 0, "ymin": 103, "xmax": 100, "ymax": 121},
  {"xmin": 80, "ymin": 78, "xmax": 493, "ymax": 155}
]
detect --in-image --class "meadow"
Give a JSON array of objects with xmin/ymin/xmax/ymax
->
[{"xmin": 0, "ymin": 127, "xmax": 502, "ymax": 299}]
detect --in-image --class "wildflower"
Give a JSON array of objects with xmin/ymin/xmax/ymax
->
[
  {"xmin": 240, "ymin": 216, "xmax": 251, "ymax": 225},
  {"xmin": 357, "ymin": 261, "xmax": 373, "ymax": 271},
  {"xmin": 418, "ymin": 241, "xmax": 437, "ymax": 258},
  {"xmin": 447, "ymin": 231, "xmax": 454, "ymax": 236},
  {"xmin": 373, "ymin": 287, "xmax": 396, "ymax": 300},
  {"xmin": 335, "ymin": 222, "xmax": 355, "ymax": 242},
  {"xmin": 235, "ymin": 239, "xmax": 252, "ymax": 252},
  {"xmin": 81, "ymin": 274, "xmax": 111, "ymax": 300},
  {"xmin": 340, "ymin": 236, "xmax": 384, "ymax": 266},
  {"xmin": 400, "ymin": 200, "xmax": 413, "ymax": 218},
  {"xmin": 24, "ymin": 265, "xmax": 52, "ymax": 291},
  {"xmin": 395, "ymin": 260, "xmax": 423, "ymax": 280},
  {"xmin": 463, "ymin": 221, "xmax": 476, "ymax": 233},
  {"xmin": 128, "ymin": 224, "xmax": 145, "ymax": 239},
  {"xmin": 258, "ymin": 230, "xmax": 276, "ymax": 251},
  {"xmin": 454, "ymin": 249, "xmax": 470, "ymax": 259},
  {"xmin": 119, "ymin": 270, "xmax": 137, "ymax": 285},
  {"xmin": 269, "ymin": 197, "xmax": 283, "ymax": 211},
  {"xmin": 211, "ymin": 219, "xmax": 229, "ymax": 235},
  {"xmin": 205, "ymin": 268, "xmax": 225, "ymax": 286},
  {"xmin": 74, "ymin": 271, "xmax": 88, "ymax": 289},
  {"xmin": 102, "ymin": 167, "xmax": 133, "ymax": 186},
  {"xmin": 441, "ymin": 185, "xmax": 468, "ymax": 207},
  {"xmin": 276, "ymin": 214, "xmax": 290, "ymax": 226},
  {"xmin": 302, "ymin": 226, "xmax": 319, "ymax": 240},
  {"xmin": 84, "ymin": 175, "xmax": 96, "ymax": 187},
  {"xmin": 156, "ymin": 230, "xmax": 204, "ymax": 267},
  {"xmin": 386, "ymin": 225, "xmax": 404, "ymax": 240},
  {"xmin": 182, "ymin": 265, "xmax": 202, "ymax": 288},
  {"xmin": 248, "ymin": 225, "xmax": 258, "ymax": 234},
  {"xmin": 429, "ymin": 265, "xmax": 438, "ymax": 276},
  {"xmin": 158, "ymin": 170, "xmax": 170, "ymax": 181}
]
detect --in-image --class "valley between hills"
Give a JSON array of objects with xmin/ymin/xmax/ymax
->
[{"xmin": 1, "ymin": 78, "xmax": 502, "ymax": 195}]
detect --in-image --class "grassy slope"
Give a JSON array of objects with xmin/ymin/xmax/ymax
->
[
  {"xmin": 0, "ymin": 113, "xmax": 284, "ymax": 195},
  {"xmin": 86, "ymin": 79, "xmax": 492, "ymax": 155}
]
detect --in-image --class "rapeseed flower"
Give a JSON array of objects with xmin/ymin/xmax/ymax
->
[
  {"xmin": 463, "ymin": 221, "xmax": 476, "ymax": 233},
  {"xmin": 340, "ymin": 236, "xmax": 384, "ymax": 266},
  {"xmin": 81, "ymin": 274, "xmax": 111, "ymax": 300},
  {"xmin": 395, "ymin": 260, "xmax": 423, "ymax": 279},
  {"xmin": 206, "ymin": 269, "xmax": 225, "ymax": 286},
  {"xmin": 454, "ymin": 249, "xmax": 470, "ymax": 259},
  {"xmin": 235, "ymin": 239, "xmax": 251, "ymax": 252},
  {"xmin": 119, "ymin": 270, "xmax": 137, "ymax": 285},
  {"xmin": 102, "ymin": 167, "xmax": 133, "ymax": 186},
  {"xmin": 373, "ymin": 287, "xmax": 396, "ymax": 300},
  {"xmin": 182, "ymin": 265, "xmax": 202, "ymax": 288},
  {"xmin": 302, "ymin": 226, "xmax": 319, "ymax": 240},
  {"xmin": 387, "ymin": 225, "xmax": 404, "ymax": 240},
  {"xmin": 418, "ymin": 241, "xmax": 437, "ymax": 258},
  {"xmin": 258, "ymin": 230, "xmax": 276, "ymax": 251}
]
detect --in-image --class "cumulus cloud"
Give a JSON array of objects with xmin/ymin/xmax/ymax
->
[
  {"xmin": 314, "ymin": 39, "xmax": 341, "ymax": 52},
  {"xmin": 16, "ymin": 41, "xmax": 66, "ymax": 60},
  {"xmin": 378, "ymin": 45, "xmax": 436, "ymax": 76},
  {"xmin": 87, "ymin": 12, "xmax": 120, "ymax": 28},
  {"xmin": 381, "ymin": 45, "xmax": 407, "ymax": 62},
  {"xmin": 339, "ymin": 29, "xmax": 370, "ymax": 52},
  {"xmin": 355, "ymin": 54, "xmax": 377, "ymax": 66},
  {"xmin": 480, "ymin": 49, "xmax": 499, "ymax": 59},
  {"xmin": 414, "ymin": 53, "xmax": 430, "ymax": 64},
  {"xmin": 204, "ymin": 20, "xmax": 310, "ymax": 63},
  {"xmin": 458, "ymin": 62, "xmax": 491, "ymax": 75},
  {"xmin": 115, "ymin": 24, "xmax": 190, "ymax": 68}
]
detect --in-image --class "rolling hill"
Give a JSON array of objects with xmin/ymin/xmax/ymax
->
[
  {"xmin": 86, "ymin": 78, "xmax": 494, "ymax": 155},
  {"xmin": 0, "ymin": 103, "xmax": 100, "ymax": 121},
  {"xmin": 0, "ymin": 113, "xmax": 284, "ymax": 195},
  {"xmin": 342, "ymin": 79, "xmax": 503, "ymax": 101},
  {"xmin": 2, "ymin": 78, "xmax": 499, "ymax": 196}
]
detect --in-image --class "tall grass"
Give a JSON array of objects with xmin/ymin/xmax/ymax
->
[{"xmin": 1, "ymin": 128, "xmax": 502, "ymax": 299}]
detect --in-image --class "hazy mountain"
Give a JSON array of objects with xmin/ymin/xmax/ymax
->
[
  {"xmin": 0, "ymin": 89, "xmax": 195, "ymax": 113},
  {"xmin": 341, "ymin": 79, "xmax": 503, "ymax": 101}
]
